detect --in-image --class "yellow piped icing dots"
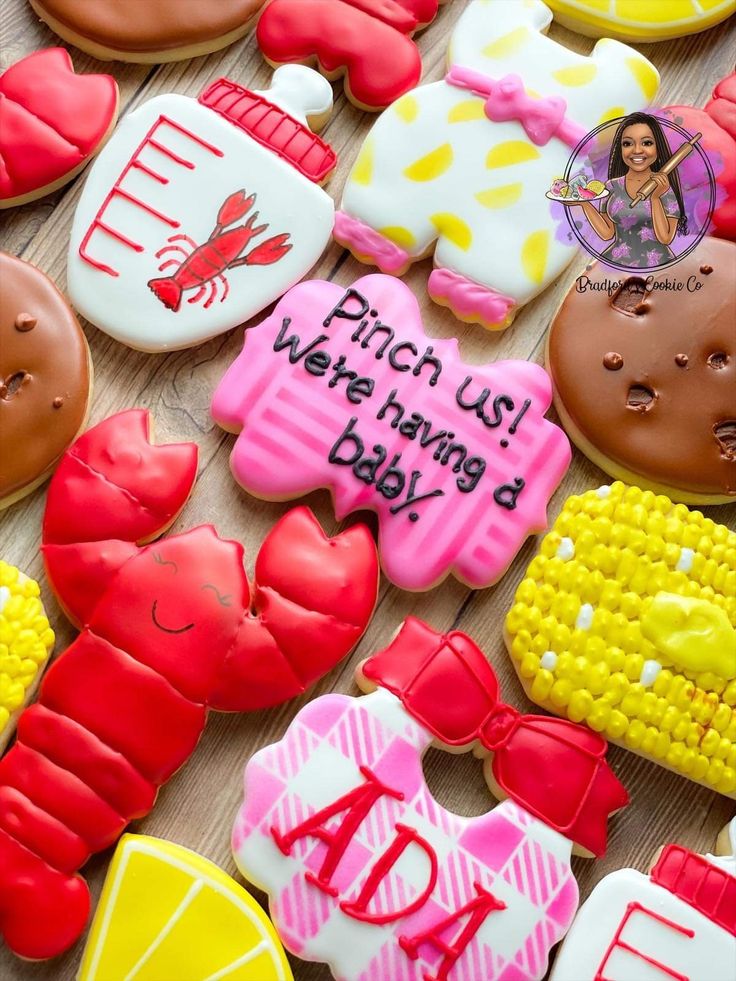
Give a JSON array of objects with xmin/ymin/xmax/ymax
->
[
  {"xmin": 78, "ymin": 835, "xmax": 293, "ymax": 981},
  {"xmin": 0, "ymin": 561, "xmax": 54, "ymax": 741},
  {"xmin": 505, "ymin": 484, "xmax": 736, "ymax": 796}
]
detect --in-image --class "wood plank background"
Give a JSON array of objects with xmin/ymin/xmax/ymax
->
[{"xmin": 1, "ymin": 2, "xmax": 734, "ymax": 978}]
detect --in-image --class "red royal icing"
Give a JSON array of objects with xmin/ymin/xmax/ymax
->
[
  {"xmin": 650, "ymin": 844, "xmax": 736, "ymax": 937},
  {"xmin": 256, "ymin": 0, "xmax": 441, "ymax": 110},
  {"xmin": 0, "ymin": 410, "xmax": 378, "ymax": 961},
  {"xmin": 0, "ymin": 48, "xmax": 118, "ymax": 204},
  {"xmin": 595, "ymin": 902, "xmax": 695, "ymax": 981},
  {"xmin": 362, "ymin": 617, "xmax": 629, "ymax": 857}
]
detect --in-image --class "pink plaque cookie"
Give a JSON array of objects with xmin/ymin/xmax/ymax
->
[{"xmin": 211, "ymin": 274, "xmax": 571, "ymax": 591}]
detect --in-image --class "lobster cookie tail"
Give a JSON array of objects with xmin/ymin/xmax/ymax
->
[
  {"xmin": 0, "ymin": 828, "xmax": 90, "ymax": 960},
  {"xmin": 147, "ymin": 277, "xmax": 183, "ymax": 312}
]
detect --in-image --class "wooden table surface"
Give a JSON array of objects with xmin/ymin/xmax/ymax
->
[{"xmin": 1, "ymin": 2, "xmax": 735, "ymax": 978}]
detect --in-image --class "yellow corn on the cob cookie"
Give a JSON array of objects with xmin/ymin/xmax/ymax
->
[
  {"xmin": 0, "ymin": 561, "xmax": 55, "ymax": 751},
  {"xmin": 505, "ymin": 483, "xmax": 736, "ymax": 797}
]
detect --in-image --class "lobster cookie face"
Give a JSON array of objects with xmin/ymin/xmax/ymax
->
[
  {"xmin": 28, "ymin": 0, "xmax": 264, "ymax": 62},
  {"xmin": 547, "ymin": 238, "xmax": 736, "ymax": 504},
  {"xmin": 0, "ymin": 252, "xmax": 91, "ymax": 509}
]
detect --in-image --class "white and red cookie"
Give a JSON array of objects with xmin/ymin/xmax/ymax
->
[
  {"xmin": 257, "ymin": 0, "xmax": 448, "ymax": 111},
  {"xmin": 551, "ymin": 818, "xmax": 736, "ymax": 980},
  {"xmin": 0, "ymin": 48, "xmax": 118, "ymax": 209},
  {"xmin": 0, "ymin": 409, "xmax": 378, "ymax": 961},
  {"xmin": 211, "ymin": 273, "xmax": 571, "ymax": 591},
  {"xmin": 233, "ymin": 617, "xmax": 629, "ymax": 981},
  {"xmin": 67, "ymin": 65, "xmax": 337, "ymax": 352},
  {"xmin": 334, "ymin": 0, "xmax": 659, "ymax": 330}
]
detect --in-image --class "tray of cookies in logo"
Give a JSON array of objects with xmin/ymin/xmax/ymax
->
[{"xmin": 0, "ymin": 1, "xmax": 734, "ymax": 980}]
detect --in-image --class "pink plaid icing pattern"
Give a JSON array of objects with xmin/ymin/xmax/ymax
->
[{"xmin": 233, "ymin": 691, "xmax": 579, "ymax": 981}]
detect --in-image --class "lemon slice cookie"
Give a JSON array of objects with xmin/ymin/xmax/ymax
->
[{"xmin": 547, "ymin": 0, "xmax": 735, "ymax": 41}]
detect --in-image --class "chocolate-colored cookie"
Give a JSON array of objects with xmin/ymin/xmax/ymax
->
[
  {"xmin": 0, "ymin": 253, "xmax": 92, "ymax": 508},
  {"xmin": 547, "ymin": 237, "xmax": 736, "ymax": 504},
  {"xmin": 29, "ymin": 0, "xmax": 264, "ymax": 62}
]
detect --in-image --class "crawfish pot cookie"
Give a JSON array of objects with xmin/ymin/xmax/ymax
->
[
  {"xmin": 505, "ymin": 483, "xmax": 736, "ymax": 797},
  {"xmin": 0, "ymin": 252, "xmax": 92, "ymax": 509},
  {"xmin": 28, "ymin": 0, "xmax": 264, "ymax": 63},
  {"xmin": 547, "ymin": 238, "xmax": 736, "ymax": 504}
]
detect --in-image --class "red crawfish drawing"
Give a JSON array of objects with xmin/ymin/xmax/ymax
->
[
  {"xmin": 147, "ymin": 189, "xmax": 293, "ymax": 312},
  {"xmin": 0, "ymin": 410, "xmax": 379, "ymax": 961}
]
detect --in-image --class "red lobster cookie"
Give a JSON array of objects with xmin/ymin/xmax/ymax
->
[
  {"xmin": 0, "ymin": 409, "xmax": 379, "ymax": 961},
  {"xmin": 257, "ymin": 0, "xmax": 449, "ymax": 111},
  {"xmin": 0, "ymin": 48, "xmax": 118, "ymax": 209}
]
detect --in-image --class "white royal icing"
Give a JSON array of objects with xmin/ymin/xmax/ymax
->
[
  {"xmin": 541, "ymin": 651, "xmax": 558, "ymax": 671},
  {"xmin": 0, "ymin": 586, "xmax": 10, "ymax": 613},
  {"xmin": 556, "ymin": 537, "xmax": 575, "ymax": 561},
  {"xmin": 676, "ymin": 547, "xmax": 695, "ymax": 573},
  {"xmin": 576, "ymin": 603, "xmax": 594, "ymax": 630},
  {"xmin": 639, "ymin": 660, "xmax": 662, "ymax": 688},
  {"xmin": 595, "ymin": 485, "xmax": 611, "ymax": 498}
]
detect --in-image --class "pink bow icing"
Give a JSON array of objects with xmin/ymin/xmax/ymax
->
[{"xmin": 446, "ymin": 67, "xmax": 586, "ymax": 149}]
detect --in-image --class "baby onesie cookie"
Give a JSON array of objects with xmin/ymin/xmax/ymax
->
[
  {"xmin": 211, "ymin": 273, "xmax": 571, "ymax": 591},
  {"xmin": 28, "ymin": 0, "xmax": 264, "ymax": 62},
  {"xmin": 663, "ymin": 72, "xmax": 736, "ymax": 242},
  {"xmin": 0, "ymin": 252, "xmax": 92, "ymax": 510},
  {"xmin": 335, "ymin": 0, "xmax": 659, "ymax": 330},
  {"xmin": 78, "ymin": 835, "xmax": 293, "ymax": 981},
  {"xmin": 68, "ymin": 65, "xmax": 337, "ymax": 352},
  {"xmin": 0, "ymin": 562, "xmax": 54, "ymax": 754},
  {"xmin": 233, "ymin": 617, "xmax": 629, "ymax": 981},
  {"xmin": 547, "ymin": 238, "xmax": 736, "ymax": 504},
  {"xmin": 0, "ymin": 48, "xmax": 118, "ymax": 209},
  {"xmin": 505, "ymin": 482, "xmax": 736, "ymax": 797},
  {"xmin": 546, "ymin": 0, "xmax": 736, "ymax": 42},
  {"xmin": 257, "ymin": 0, "xmax": 446, "ymax": 111},
  {"xmin": 551, "ymin": 818, "xmax": 736, "ymax": 980},
  {"xmin": 0, "ymin": 409, "xmax": 378, "ymax": 960}
]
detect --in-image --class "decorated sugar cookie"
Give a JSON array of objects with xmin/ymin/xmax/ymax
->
[
  {"xmin": 78, "ymin": 835, "xmax": 292, "ymax": 981},
  {"xmin": 0, "ymin": 252, "xmax": 92, "ymax": 509},
  {"xmin": 663, "ymin": 72, "xmax": 736, "ymax": 242},
  {"xmin": 233, "ymin": 617, "xmax": 629, "ymax": 981},
  {"xmin": 212, "ymin": 274, "xmax": 571, "ymax": 591},
  {"xmin": 0, "ymin": 409, "xmax": 378, "ymax": 960},
  {"xmin": 28, "ymin": 0, "xmax": 264, "ymax": 62},
  {"xmin": 547, "ymin": 238, "xmax": 736, "ymax": 504},
  {"xmin": 551, "ymin": 818, "xmax": 736, "ymax": 980},
  {"xmin": 0, "ymin": 48, "xmax": 118, "ymax": 209},
  {"xmin": 68, "ymin": 65, "xmax": 337, "ymax": 352},
  {"xmin": 505, "ymin": 482, "xmax": 736, "ymax": 797},
  {"xmin": 546, "ymin": 0, "xmax": 736, "ymax": 42},
  {"xmin": 0, "ymin": 562, "xmax": 54, "ymax": 754},
  {"xmin": 257, "ymin": 0, "xmax": 447, "ymax": 111},
  {"xmin": 334, "ymin": 0, "xmax": 659, "ymax": 330}
]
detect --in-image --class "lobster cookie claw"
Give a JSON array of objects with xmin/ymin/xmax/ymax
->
[{"xmin": 362, "ymin": 617, "xmax": 629, "ymax": 857}]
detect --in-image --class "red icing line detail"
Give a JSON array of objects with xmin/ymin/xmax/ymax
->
[
  {"xmin": 78, "ymin": 115, "xmax": 222, "ymax": 276},
  {"xmin": 651, "ymin": 844, "xmax": 736, "ymax": 937},
  {"xmin": 595, "ymin": 901, "xmax": 695, "ymax": 981},
  {"xmin": 0, "ymin": 47, "xmax": 118, "ymax": 203},
  {"xmin": 0, "ymin": 409, "xmax": 378, "ymax": 961},
  {"xmin": 361, "ymin": 617, "xmax": 629, "ymax": 856},
  {"xmin": 256, "ymin": 0, "xmax": 439, "ymax": 111}
]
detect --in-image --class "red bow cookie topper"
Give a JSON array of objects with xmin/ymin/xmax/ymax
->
[
  {"xmin": 257, "ymin": 0, "xmax": 447, "ymax": 111},
  {"xmin": 233, "ymin": 619, "xmax": 627, "ymax": 981},
  {"xmin": 0, "ymin": 409, "xmax": 378, "ymax": 961},
  {"xmin": 0, "ymin": 48, "xmax": 118, "ymax": 209}
]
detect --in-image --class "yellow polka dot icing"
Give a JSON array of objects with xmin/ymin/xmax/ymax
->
[
  {"xmin": 546, "ymin": 0, "xmax": 734, "ymax": 41},
  {"xmin": 0, "ymin": 561, "xmax": 54, "ymax": 750},
  {"xmin": 78, "ymin": 835, "xmax": 293, "ymax": 981},
  {"xmin": 505, "ymin": 483, "xmax": 736, "ymax": 797},
  {"xmin": 403, "ymin": 143, "xmax": 454, "ymax": 182}
]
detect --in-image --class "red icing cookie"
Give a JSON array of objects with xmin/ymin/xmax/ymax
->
[
  {"xmin": 256, "ymin": 0, "xmax": 446, "ymax": 111},
  {"xmin": 662, "ymin": 71, "xmax": 736, "ymax": 241},
  {"xmin": 0, "ymin": 409, "xmax": 378, "ymax": 961},
  {"xmin": 0, "ymin": 48, "xmax": 118, "ymax": 209}
]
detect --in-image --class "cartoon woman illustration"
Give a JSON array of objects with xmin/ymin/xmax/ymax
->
[{"xmin": 573, "ymin": 112, "xmax": 687, "ymax": 268}]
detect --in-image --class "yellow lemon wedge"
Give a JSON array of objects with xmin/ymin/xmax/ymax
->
[
  {"xmin": 78, "ymin": 835, "xmax": 293, "ymax": 981},
  {"xmin": 546, "ymin": 0, "xmax": 735, "ymax": 41}
]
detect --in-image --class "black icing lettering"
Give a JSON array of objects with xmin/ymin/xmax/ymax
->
[
  {"xmin": 351, "ymin": 320, "xmax": 369, "ymax": 342},
  {"xmin": 346, "ymin": 376, "xmax": 375, "ymax": 405},
  {"xmin": 441, "ymin": 442, "xmax": 467, "ymax": 473},
  {"xmin": 304, "ymin": 351, "xmax": 331, "ymax": 376},
  {"xmin": 328, "ymin": 418, "xmax": 363, "ymax": 466},
  {"xmin": 388, "ymin": 341, "xmax": 418, "ymax": 372},
  {"xmin": 328, "ymin": 355, "xmax": 357, "ymax": 389},
  {"xmin": 360, "ymin": 320, "xmax": 395, "ymax": 359},
  {"xmin": 389, "ymin": 471, "xmax": 445, "ymax": 517},
  {"xmin": 375, "ymin": 455, "xmax": 406, "ymax": 500},
  {"xmin": 419, "ymin": 421, "xmax": 451, "ymax": 449},
  {"xmin": 323, "ymin": 288, "xmax": 370, "ymax": 329},
  {"xmin": 508, "ymin": 399, "xmax": 532, "ymax": 434},
  {"xmin": 399, "ymin": 414, "xmax": 424, "ymax": 439},
  {"xmin": 376, "ymin": 388, "xmax": 404, "ymax": 428},
  {"xmin": 455, "ymin": 376, "xmax": 515, "ymax": 428},
  {"xmin": 354, "ymin": 445, "xmax": 387, "ymax": 485},
  {"xmin": 412, "ymin": 346, "xmax": 442, "ymax": 387},
  {"xmin": 458, "ymin": 457, "xmax": 486, "ymax": 493},
  {"xmin": 273, "ymin": 318, "xmax": 328, "ymax": 364},
  {"xmin": 493, "ymin": 477, "xmax": 525, "ymax": 510}
]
